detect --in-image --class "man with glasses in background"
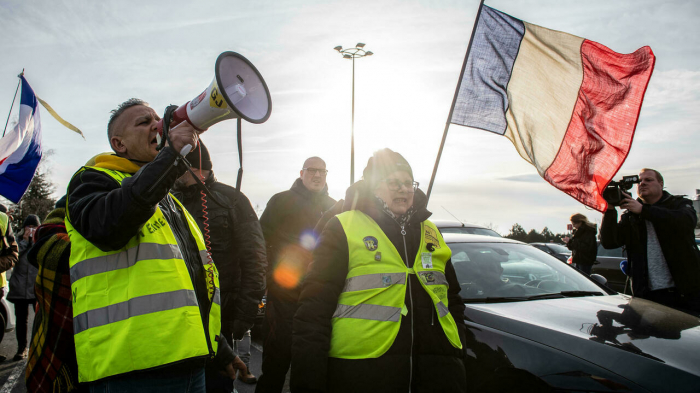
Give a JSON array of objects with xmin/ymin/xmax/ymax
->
[{"xmin": 256, "ymin": 157, "xmax": 336, "ymax": 393}]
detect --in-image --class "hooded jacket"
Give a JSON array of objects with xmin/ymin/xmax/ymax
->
[
  {"xmin": 172, "ymin": 171, "xmax": 266, "ymax": 332},
  {"xmin": 601, "ymin": 191, "xmax": 700, "ymax": 296},
  {"xmin": 291, "ymin": 180, "xmax": 467, "ymax": 393}
]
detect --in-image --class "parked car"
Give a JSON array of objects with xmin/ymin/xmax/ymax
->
[
  {"xmin": 592, "ymin": 241, "xmax": 629, "ymax": 294},
  {"xmin": 529, "ymin": 242, "xmax": 571, "ymax": 263},
  {"xmin": 433, "ymin": 220, "xmax": 501, "ymax": 237},
  {"xmin": 445, "ymin": 233, "xmax": 700, "ymax": 392}
]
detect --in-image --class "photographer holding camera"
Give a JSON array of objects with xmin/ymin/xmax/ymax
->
[{"xmin": 601, "ymin": 168, "xmax": 700, "ymax": 315}]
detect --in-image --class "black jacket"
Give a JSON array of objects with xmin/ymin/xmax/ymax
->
[
  {"xmin": 172, "ymin": 171, "xmax": 266, "ymax": 332},
  {"xmin": 8, "ymin": 239, "xmax": 38, "ymax": 300},
  {"xmin": 566, "ymin": 224, "xmax": 597, "ymax": 267},
  {"xmin": 66, "ymin": 148, "xmax": 235, "ymax": 375},
  {"xmin": 291, "ymin": 181, "xmax": 467, "ymax": 393},
  {"xmin": 259, "ymin": 178, "xmax": 336, "ymax": 300},
  {"xmin": 601, "ymin": 191, "xmax": 700, "ymax": 296}
]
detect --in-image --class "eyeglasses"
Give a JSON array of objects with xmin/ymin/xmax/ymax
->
[
  {"xmin": 303, "ymin": 167, "xmax": 328, "ymax": 176},
  {"xmin": 382, "ymin": 179, "xmax": 419, "ymax": 192}
]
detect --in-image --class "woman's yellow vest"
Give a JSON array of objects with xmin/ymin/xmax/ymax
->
[
  {"xmin": 65, "ymin": 166, "xmax": 221, "ymax": 383},
  {"xmin": 0, "ymin": 212, "xmax": 9, "ymax": 287},
  {"xmin": 329, "ymin": 211, "xmax": 462, "ymax": 359}
]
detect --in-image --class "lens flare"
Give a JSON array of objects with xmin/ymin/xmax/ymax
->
[
  {"xmin": 299, "ymin": 230, "xmax": 318, "ymax": 251},
  {"xmin": 272, "ymin": 244, "xmax": 313, "ymax": 289}
]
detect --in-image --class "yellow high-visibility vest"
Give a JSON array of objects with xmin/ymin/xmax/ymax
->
[
  {"xmin": 65, "ymin": 166, "xmax": 221, "ymax": 383},
  {"xmin": 0, "ymin": 212, "xmax": 8, "ymax": 287},
  {"xmin": 329, "ymin": 211, "xmax": 462, "ymax": 359}
]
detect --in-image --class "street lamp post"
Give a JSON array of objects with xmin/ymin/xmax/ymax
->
[{"xmin": 334, "ymin": 43, "xmax": 373, "ymax": 185}]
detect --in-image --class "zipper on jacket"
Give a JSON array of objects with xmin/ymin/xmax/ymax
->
[{"xmin": 400, "ymin": 224, "xmax": 414, "ymax": 392}]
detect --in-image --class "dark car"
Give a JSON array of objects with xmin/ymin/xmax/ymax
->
[
  {"xmin": 530, "ymin": 242, "xmax": 571, "ymax": 263},
  {"xmin": 433, "ymin": 220, "xmax": 501, "ymax": 237},
  {"xmin": 592, "ymin": 241, "xmax": 629, "ymax": 294},
  {"xmin": 445, "ymin": 234, "xmax": 700, "ymax": 392}
]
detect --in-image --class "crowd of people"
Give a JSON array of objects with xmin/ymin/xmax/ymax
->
[{"xmin": 0, "ymin": 98, "xmax": 698, "ymax": 393}]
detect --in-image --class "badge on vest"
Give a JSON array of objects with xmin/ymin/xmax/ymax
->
[
  {"xmin": 382, "ymin": 274, "xmax": 392, "ymax": 287},
  {"xmin": 421, "ymin": 252, "xmax": 433, "ymax": 269},
  {"xmin": 375, "ymin": 252, "xmax": 381, "ymax": 261},
  {"xmin": 363, "ymin": 236, "xmax": 378, "ymax": 251},
  {"xmin": 424, "ymin": 227, "xmax": 441, "ymax": 249}
]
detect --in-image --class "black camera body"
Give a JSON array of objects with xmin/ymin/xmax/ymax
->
[{"xmin": 603, "ymin": 175, "xmax": 640, "ymax": 206}]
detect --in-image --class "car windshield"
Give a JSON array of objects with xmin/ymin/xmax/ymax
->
[
  {"xmin": 450, "ymin": 242, "xmax": 607, "ymax": 301},
  {"xmin": 544, "ymin": 243, "xmax": 570, "ymax": 254},
  {"xmin": 440, "ymin": 227, "xmax": 501, "ymax": 237}
]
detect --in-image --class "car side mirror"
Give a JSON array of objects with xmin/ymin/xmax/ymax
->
[{"xmin": 590, "ymin": 274, "xmax": 607, "ymax": 286}]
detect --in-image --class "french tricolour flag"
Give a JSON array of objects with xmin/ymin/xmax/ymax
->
[
  {"xmin": 0, "ymin": 76, "xmax": 43, "ymax": 203},
  {"xmin": 451, "ymin": 5, "xmax": 655, "ymax": 212}
]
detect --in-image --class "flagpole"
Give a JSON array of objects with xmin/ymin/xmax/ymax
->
[
  {"xmin": 2, "ymin": 70, "xmax": 24, "ymax": 138},
  {"xmin": 426, "ymin": 0, "xmax": 484, "ymax": 202}
]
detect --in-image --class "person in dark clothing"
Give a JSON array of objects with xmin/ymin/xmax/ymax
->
[
  {"xmin": 291, "ymin": 149, "xmax": 467, "ymax": 393},
  {"xmin": 564, "ymin": 213, "xmax": 597, "ymax": 275},
  {"xmin": 173, "ymin": 140, "xmax": 266, "ymax": 390},
  {"xmin": 256, "ymin": 157, "xmax": 336, "ymax": 393},
  {"xmin": 66, "ymin": 98, "xmax": 243, "ymax": 391},
  {"xmin": 8, "ymin": 214, "xmax": 41, "ymax": 360},
  {"xmin": 601, "ymin": 168, "xmax": 700, "ymax": 316}
]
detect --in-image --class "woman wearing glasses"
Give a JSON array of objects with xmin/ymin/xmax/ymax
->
[{"xmin": 291, "ymin": 148, "xmax": 466, "ymax": 392}]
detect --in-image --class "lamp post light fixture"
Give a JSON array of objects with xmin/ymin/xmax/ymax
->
[{"xmin": 334, "ymin": 43, "xmax": 373, "ymax": 185}]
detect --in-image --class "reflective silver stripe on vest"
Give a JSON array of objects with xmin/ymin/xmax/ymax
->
[
  {"xmin": 212, "ymin": 288, "xmax": 221, "ymax": 306},
  {"xmin": 342, "ymin": 273, "xmax": 406, "ymax": 293},
  {"xmin": 332, "ymin": 303, "xmax": 401, "ymax": 322},
  {"xmin": 70, "ymin": 243, "xmax": 182, "ymax": 283},
  {"xmin": 73, "ymin": 289, "xmax": 198, "ymax": 334},
  {"xmin": 437, "ymin": 301, "xmax": 449, "ymax": 318},
  {"xmin": 200, "ymin": 250, "xmax": 212, "ymax": 264},
  {"xmin": 417, "ymin": 271, "xmax": 448, "ymax": 286}
]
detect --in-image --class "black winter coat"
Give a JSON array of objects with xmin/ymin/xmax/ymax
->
[
  {"xmin": 291, "ymin": 181, "xmax": 467, "ymax": 393},
  {"xmin": 66, "ymin": 148, "xmax": 235, "ymax": 374},
  {"xmin": 259, "ymin": 178, "xmax": 336, "ymax": 301},
  {"xmin": 8, "ymin": 239, "xmax": 38, "ymax": 300},
  {"xmin": 172, "ymin": 171, "xmax": 266, "ymax": 331},
  {"xmin": 601, "ymin": 191, "xmax": 700, "ymax": 296},
  {"xmin": 566, "ymin": 224, "xmax": 597, "ymax": 267}
]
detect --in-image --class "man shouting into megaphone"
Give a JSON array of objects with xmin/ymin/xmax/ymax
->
[{"xmin": 65, "ymin": 98, "xmax": 246, "ymax": 392}]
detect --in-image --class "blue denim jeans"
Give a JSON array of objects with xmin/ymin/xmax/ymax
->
[{"xmin": 89, "ymin": 366, "xmax": 205, "ymax": 393}]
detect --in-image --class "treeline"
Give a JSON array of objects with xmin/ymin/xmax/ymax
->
[{"xmin": 504, "ymin": 223, "xmax": 568, "ymax": 244}]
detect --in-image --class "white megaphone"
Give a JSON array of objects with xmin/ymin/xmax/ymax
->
[{"xmin": 155, "ymin": 51, "xmax": 272, "ymax": 155}]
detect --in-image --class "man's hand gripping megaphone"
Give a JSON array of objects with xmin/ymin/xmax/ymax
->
[
  {"xmin": 156, "ymin": 104, "xmax": 199, "ymax": 157},
  {"xmin": 167, "ymin": 122, "xmax": 198, "ymax": 157}
]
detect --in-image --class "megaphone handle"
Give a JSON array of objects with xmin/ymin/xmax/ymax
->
[{"xmin": 180, "ymin": 144, "xmax": 193, "ymax": 157}]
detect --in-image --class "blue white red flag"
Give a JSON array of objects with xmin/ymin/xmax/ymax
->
[
  {"xmin": 450, "ymin": 5, "xmax": 655, "ymax": 212},
  {"xmin": 0, "ymin": 76, "xmax": 43, "ymax": 203}
]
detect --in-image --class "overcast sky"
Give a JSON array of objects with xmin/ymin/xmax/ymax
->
[{"xmin": 1, "ymin": 0, "xmax": 698, "ymax": 235}]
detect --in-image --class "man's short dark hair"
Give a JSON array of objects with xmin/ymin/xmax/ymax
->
[
  {"xmin": 640, "ymin": 168, "xmax": 664, "ymax": 185},
  {"xmin": 107, "ymin": 98, "xmax": 149, "ymax": 143}
]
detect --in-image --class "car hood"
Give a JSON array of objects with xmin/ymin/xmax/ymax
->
[{"xmin": 464, "ymin": 295, "xmax": 700, "ymax": 380}]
